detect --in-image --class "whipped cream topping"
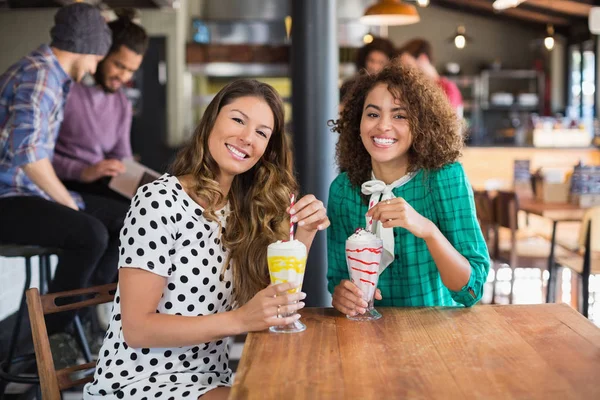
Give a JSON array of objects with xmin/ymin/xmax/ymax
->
[
  {"xmin": 347, "ymin": 228, "xmax": 379, "ymax": 243},
  {"xmin": 267, "ymin": 239, "xmax": 307, "ymax": 257}
]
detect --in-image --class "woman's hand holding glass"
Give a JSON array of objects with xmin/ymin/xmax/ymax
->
[
  {"xmin": 332, "ymin": 280, "xmax": 383, "ymax": 317},
  {"xmin": 234, "ymin": 282, "xmax": 306, "ymax": 333}
]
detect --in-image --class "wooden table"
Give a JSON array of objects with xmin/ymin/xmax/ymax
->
[
  {"xmin": 519, "ymin": 199, "xmax": 587, "ymax": 303},
  {"xmin": 519, "ymin": 199, "xmax": 586, "ymax": 221},
  {"xmin": 230, "ymin": 306, "xmax": 600, "ymax": 400}
]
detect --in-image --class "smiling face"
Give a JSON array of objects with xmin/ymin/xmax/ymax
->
[
  {"xmin": 207, "ymin": 96, "xmax": 274, "ymax": 183},
  {"xmin": 97, "ymin": 45, "xmax": 144, "ymax": 93},
  {"xmin": 360, "ymin": 83, "xmax": 412, "ymax": 173}
]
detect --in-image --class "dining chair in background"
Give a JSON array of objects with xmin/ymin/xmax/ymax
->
[{"xmin": 555, "ymin": 206, "xmax": 600, "ymax": 318}]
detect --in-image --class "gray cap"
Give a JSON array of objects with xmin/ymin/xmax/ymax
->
[{"xmin": 50, "ymin": 3, "xmax": 112, "ymax": 56}]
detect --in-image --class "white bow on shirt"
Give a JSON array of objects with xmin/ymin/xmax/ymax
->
[{"xmin": 361, "ymin": 172, "xmax": 417, "ymax": 272}]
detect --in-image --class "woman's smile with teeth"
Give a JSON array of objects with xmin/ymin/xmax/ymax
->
[
  {"xmin": 372, "ymin": 137, "xmax": 398, "ymax": 147},
  {"xmin": 226, "ymin": 144, "xmax": 249, "ymax": 159}
]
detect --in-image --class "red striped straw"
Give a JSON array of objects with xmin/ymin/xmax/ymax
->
[
  {"xmin": 367, "ymin": 200, "xmax": 375, "ymax": 232},
  {"xmin": 289, "ymin": 193, "xmax": 295, "ymax": 241}
]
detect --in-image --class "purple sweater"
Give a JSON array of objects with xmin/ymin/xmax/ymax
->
[{"xmin": 53, "ymin": 82, "xmax": 132, "ymax": 181}]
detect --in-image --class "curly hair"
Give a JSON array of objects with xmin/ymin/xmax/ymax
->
[
  {"xmin": 330, "ymin": 62, "xmax": 463, "ymax": 190},
  {"xmin": 171, "ymin": 79, "xmax": 297, "ymax": 306}
]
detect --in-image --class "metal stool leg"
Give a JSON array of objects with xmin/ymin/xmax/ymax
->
[
  {"xmin": 0, "ymin": 257, "xmax": 32, "ymax": 397},
  {"xmin": 72, "ymin": 315, "xmax": 93, "ymax": 363},
  {"xmin": 38, "ymin": 255, "xmax": 47, "ymax": 295},
  {"xmin": 44, "ymin": 254, "xmax": 52, "ymax": 293}
]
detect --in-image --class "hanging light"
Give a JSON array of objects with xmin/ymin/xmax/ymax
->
[
  {"xmin": 492, "ymin": 0, "xmax": 526, "ymax": 10},
  {"xmin": 363, "ymin": 33, "xmax": 374, "ymax": 44},
  {"xmin": 544, "ymin": 24, "xmax": 555, "ymax": 50},
  {"xmin": 416, "ymin": 0, "xmax": 429, "ymax": 7},
  {"xmin": 449, "ymin": 25, "xmax": 470, "ymax": 49},
  {"xmin": 285, "ymin": 15, "xmax": 292, "ymax": 41},
  {"xmin": 361, "ymin": 0, "xmax": 420, "ymax": 26}
]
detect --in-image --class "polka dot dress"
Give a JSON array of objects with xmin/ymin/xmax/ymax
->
[{"xmin": 84, "ymin": 174, "xmax": 234, "ymax": 399}]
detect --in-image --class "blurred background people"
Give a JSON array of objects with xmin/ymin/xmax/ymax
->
[
  {"xmin": 399, "ymin": 38, "xmax": 464, "ymax": 118},
  {"xmin": 53, "ymin": 8, "xmax": 149, "ymax": 204}
]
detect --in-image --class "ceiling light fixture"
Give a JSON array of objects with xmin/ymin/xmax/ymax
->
[
  {"xmin": 492, "ymin": 0, "xmax": 526, "ymax": 11},
  {"xmin": 449, "ymin": 25, "xmax": 470, "ymax": 49},
  {"xmin": 544, "ymin": 24, "xmax": 555, "ymax": 50},
  {"xmin": 416, "ymin": 0, "xmax": 430, "ymax": 7},
  {"xmin": 361, "ymin": 0, "xmax": 420, "ymax": 26}
]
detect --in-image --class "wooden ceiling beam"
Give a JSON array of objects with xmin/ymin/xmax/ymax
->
[
  {"xmin": 432, "ymin": 0, "xmax": 571, "ymax": 26},
  {"xmin": 522, "ymin": 0, "xmax": 592, "ymax": 18}
]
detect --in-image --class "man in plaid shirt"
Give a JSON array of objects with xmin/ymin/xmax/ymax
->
[{"xmin": 0, "ymin": 3, "xmax": 122, "ymax": 334}]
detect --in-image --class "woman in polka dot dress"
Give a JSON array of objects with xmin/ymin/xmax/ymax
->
[{"xmin": 84, "ymin": 80, "xmax": 330, "ymax": 400}]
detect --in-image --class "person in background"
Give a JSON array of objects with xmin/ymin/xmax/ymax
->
[
  {"xmin": 53, "ymin": 8, "xmax": 148, "ymax": 203},
  {"xmin": 355, "ymin": 36, "xmax": 397, "ymax": 75},
  {"xmin": 327, "ymin": 63, "xmax": 489, "ymax": 316},
  {"xmin": 399, "ymin": 38, "xmax": 464, "ymax": 118},
  {"xmin": 340, "ymin": 37, "xmax": 396, "ymax": 113},
  {"xmin": 0, "ymin": 3, "xmax": 117, "ymax": 334}
]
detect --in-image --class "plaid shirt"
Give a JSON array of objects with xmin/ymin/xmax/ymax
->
[
  {"xmin": 0, "ymin": 45, "xmax": 82, "ymax": 207},
  {"xmin": 327, "ymin": 162, "xmax": 490, "ymax": 307}
]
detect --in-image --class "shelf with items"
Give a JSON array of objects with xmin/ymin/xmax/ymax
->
[
  {"xmin": 478, "ymin": 69, "xmax": 544, "ymax": 146},
  {"xmin": 443, "ymin": 74, "xmax": 482, "ymax": 145},
  {"xmin": 480, "ymin": 69, "xmax": 544, "ymax": 111}
]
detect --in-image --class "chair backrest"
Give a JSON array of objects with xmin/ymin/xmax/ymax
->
[
  {"xmin": 473, "ymin": 190, "xmax": 495, "ymax": 243},
  {"xmin": 492, "ymin": 190, "xmax": 519, "ymax": 230},
  {"xmin": 26, "ymin": 283, "xmax": 116, "ymax": 400},
  {"xmin": 473, "ymin": 190, "xmax": 494, "ymax": 224},
  {"xmin": 579, "ymin": 206, "xmax": 600, "ymax": 252}
]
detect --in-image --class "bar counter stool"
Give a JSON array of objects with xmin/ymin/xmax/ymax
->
[{"xmin": 0, "ymin": 244, "xmax": 92, "ymax": 398}]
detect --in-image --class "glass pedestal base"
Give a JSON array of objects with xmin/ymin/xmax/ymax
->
[
  {"xmin": 269, "ymin": 319, "xmax": 306, "ymax": 333},
  {"xmin": 346, "ymin": 307, "xmax": 382, "ymax": 321}
]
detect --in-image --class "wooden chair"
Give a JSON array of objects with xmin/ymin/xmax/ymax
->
[
  {"xmin": 473, "ymin": 190, "xmax": 495, "ymax": 246},
  {"xmin": 0, "ymin": 245, "xmax": 92, "ymax": 398},
  {"xmin": 26, "ymin": 283, "xmax": 116, "ymax": 400},
  {"xmin": 555, "ymin": 206, "xmax": 600, "ymax": 318},
  {"xmin": 492, "ymin": 191, "xmax": 570, "ymax": 304},
  {"xmin": 473, "ymin": 190, "xmax": 497, "ymax": 303}
]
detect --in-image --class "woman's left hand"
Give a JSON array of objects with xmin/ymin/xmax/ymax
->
[
  {"xmin": 289, "ymin": 194, "xmax": 330, "ymax": 233},
  {"xmin": 367, "ymin": 197, "xmax": 434, "ymax": 239}
]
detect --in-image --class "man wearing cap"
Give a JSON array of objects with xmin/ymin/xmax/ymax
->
[
  {"xmin": 54, "ymin": 8, "xmax": 149, "ymax": 204},
  {"xmin": 0, "ymin": 3, "xmax": 121, "ymax": 334}
]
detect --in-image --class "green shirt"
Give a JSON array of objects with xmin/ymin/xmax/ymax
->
[{"xmin": 326, "ymin": 162, "xmax": 490, "ymax": 307}]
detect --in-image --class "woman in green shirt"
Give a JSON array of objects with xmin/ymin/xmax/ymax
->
[{"xmin": 327, "ymin": 62, "xmax": 490, "ymax": 317}]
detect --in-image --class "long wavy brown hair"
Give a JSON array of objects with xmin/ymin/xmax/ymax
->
[
  {"xmin": 171, "ymin": 79, "xmax": 297, "ymax": 306},
  {"xmin": 331, "ymin": 61, "xmax": 463, "ymax": 190}
]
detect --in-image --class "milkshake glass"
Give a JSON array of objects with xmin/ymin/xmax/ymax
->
[
  {"xmin": 346, "ymin": 229, "xmax": 383, "ymax": 321},
  {"xmin": 267, "ymin": 240, "xmax": 307, "ymax": 333}
]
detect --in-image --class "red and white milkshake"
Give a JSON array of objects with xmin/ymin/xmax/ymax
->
[{"xmin": 346, "ymin": 228, "xmax": 383, "ymax": 321}]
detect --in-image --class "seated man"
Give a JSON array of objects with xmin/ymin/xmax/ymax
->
[
  {"xmin": 53, "ymin": 8, "xmax": 148, "ymax": 203},
  {"xmin": 399, "ymin": 38, "xmax": 464, "ymax": 119},
  {"xmin": 0, "ymin": 3, "xmax": 119, "ymax": 334}
]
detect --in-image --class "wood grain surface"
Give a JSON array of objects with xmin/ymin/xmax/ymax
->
[{"xmin": 230, "ymin": 305, "xmax": 600, "ymax": 400}]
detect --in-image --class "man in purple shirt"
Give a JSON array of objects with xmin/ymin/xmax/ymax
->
[{"xmin": 54, "ymin": 9, "xmax": 148, "ymax": 203}]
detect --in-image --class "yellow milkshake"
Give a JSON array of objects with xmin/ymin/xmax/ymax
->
[{"xmin": 267, "ymin": 240, "xmax": 307, "ymax": 333}]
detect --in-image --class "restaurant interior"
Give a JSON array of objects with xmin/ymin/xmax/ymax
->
[{"xmin": 0, "ymin": 0, "xmax": 598, "ymax": 399}]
